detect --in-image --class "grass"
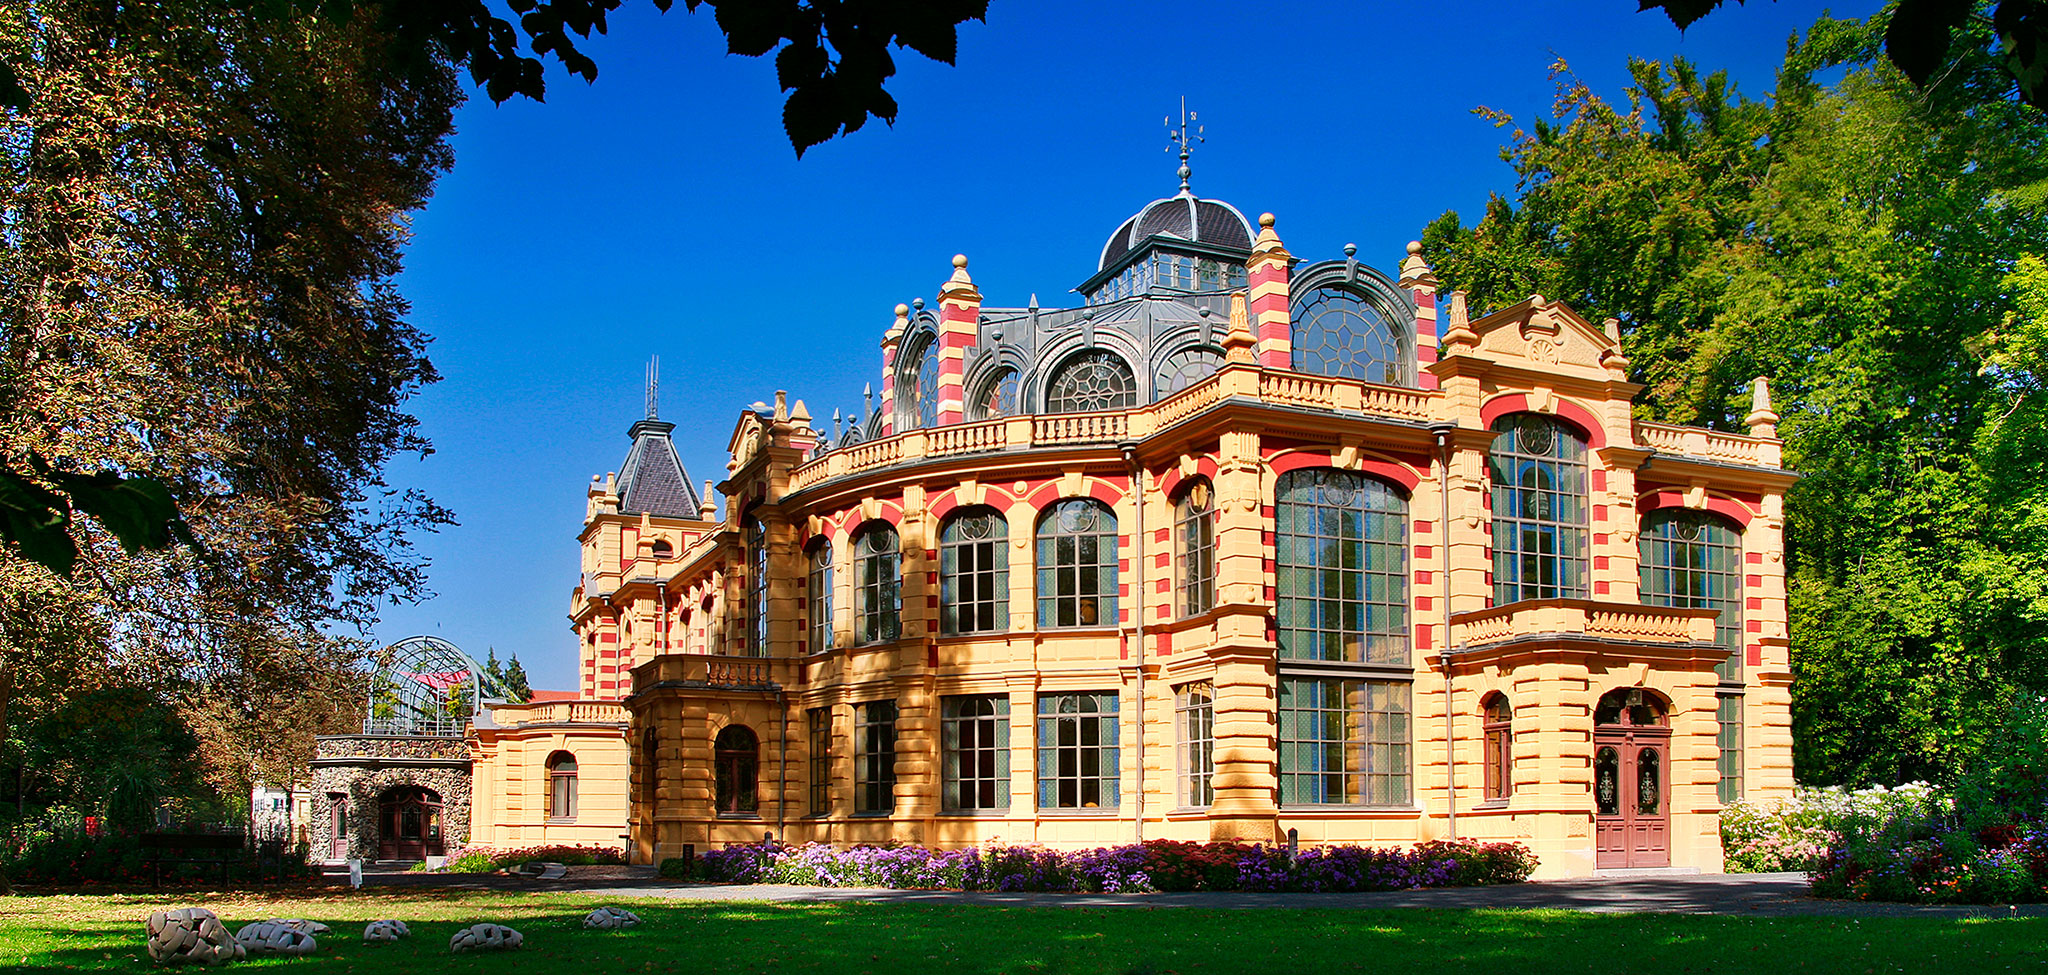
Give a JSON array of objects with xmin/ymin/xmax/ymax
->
[{"xmin": 0, "ymin": 888, "xmax": 2042, "ymax": 974}]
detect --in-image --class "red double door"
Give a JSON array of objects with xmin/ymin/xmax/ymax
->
[{"xmin": 1594, "ymin": 728, "xmax": 1670, "ymax": 869}]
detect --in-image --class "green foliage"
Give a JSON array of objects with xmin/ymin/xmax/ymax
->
[
  {"xmin": 1428, "ymin": 8, "xmax": 2048, "ymax": 786},
  {"xmin": 502, "ymin": 653, "xmax": 532, "ymax": 702},
  {"xmin": 656, "ymin": 855, "xmax": 693, "ymax": 878}
]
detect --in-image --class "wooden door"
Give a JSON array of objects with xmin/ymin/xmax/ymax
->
[
  {"xmin": 328, "ymin": 796, "xmax": 348, "ymax": 860},
  {"xmin": 1594, "ymin": 730, "xmax": 1670, "ymax": 869}
]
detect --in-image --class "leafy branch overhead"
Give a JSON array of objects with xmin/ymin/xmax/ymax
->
[
  {"xmin": 1640, "ymin": 0, "xmax": 2047, "ymax": 111},
  {"xmin": 0, "ymin": 461, "xmax": 196, "ymax": 577},
  {"xmin": 0, "ymin": 1, "xmax": 990, "ymax": 156}
]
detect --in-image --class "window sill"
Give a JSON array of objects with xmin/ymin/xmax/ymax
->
[
  {"xmin": 545, "ymin": 818, "xmax": 578, "ymax": 825},
  {"xmin": 715, "ymin": 812, "xmax": 763, "ymax": 820},
  {"xmin": 1036, "ymin": 809, "xmax": 1122, "ymax": 817},
  {"xmin": 1278, "ymin": 805, "xmax": 1422, "ymax": 815},
  {"xmin": 1471, "ymin": 799, "xmax": 1511, "ymax": 811},
  {"xmin": 850, "ymin": 811, "xmax": 896, "ymax": 818},
  {"xmin": 1164, "ymin": 806, "xmax": 1213, "ymax": 818},
  {"xmin": 936, "ymin": 810, "xmax": 1013, "ymax": 818}
]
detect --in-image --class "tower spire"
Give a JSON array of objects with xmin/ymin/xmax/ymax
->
[
  {"xmin": 645, "ymin": 355, "xmax": 660, "ymax": 420},
  {"xmin": 1166, "ymin": 97, "xmax": 1202, "ymax": 194}
]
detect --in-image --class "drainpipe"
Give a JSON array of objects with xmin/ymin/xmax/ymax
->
[
  {"xmin": 777, "ymin": 690, "xmax": 790, "ymax": 840},
  {"xmin": 1120, "ymin": 442, "xmax": 1146, "ymax": 843},
  {"xmin": 1430, "ymin": 422, "xmax": 1459, "ymax": 839}
]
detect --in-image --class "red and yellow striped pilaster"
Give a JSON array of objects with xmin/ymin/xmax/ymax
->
[
  {"xmin": 1398, "ymin": 241, "xmax": 1440, "ymax": 391},
  {"xmin": 936, "ymin": 254, "xmax": 981, "ymax": 426},
  {"xmin": 1247, "ymin": 213, "xmax": 1293, "ymax": 369}
]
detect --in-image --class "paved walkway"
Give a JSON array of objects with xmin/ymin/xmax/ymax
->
[{"xmin": 336, "ymin": 865, "xmax": 2048, "ymax": 919}]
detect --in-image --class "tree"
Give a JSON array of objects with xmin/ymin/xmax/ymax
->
[
  {"xmin": 1426, "ymin": 10, "xmax": 2048, "ymax": 785},
  {"xmin": 1637, "ymin": 0, "xmax": 2047, "ymax": 113},
  {"xmin": 502, "ymin": 653, "xmax": 533, "ymax": 703}
]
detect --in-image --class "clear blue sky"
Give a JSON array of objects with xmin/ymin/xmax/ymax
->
[{"xmin": 371, "ymin": 0, "xmax": 1873, "ymax": 692}]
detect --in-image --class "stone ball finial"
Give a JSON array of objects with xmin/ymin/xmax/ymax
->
[
  {"xmin": 1406, "ymin": 240, "xmax": 1424, "ymax": 256},
  {"xmin": 894, "ymin": 303, "xmax": 909, "ymax": 317},
  {"xmin": 952, "ymin": 254, "xmax": 969, "ymax": 269},
  {"xmin": 1258, "ymin": 212, "xmax": 1276, "ymax": 228},
  {"xmin": 912, "ymin": 297, "xmax": 925, "ymax": 310},
  {"xmin": 1344, "ymin": 243, "xmax": 1358, "ymax": 258}
]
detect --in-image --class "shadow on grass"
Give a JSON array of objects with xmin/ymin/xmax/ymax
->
[{"xmin": 2, "ymin": 896, "xmax": 2045, "ymax": 975}]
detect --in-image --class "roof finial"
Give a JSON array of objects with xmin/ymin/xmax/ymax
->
[
  {"xmin": 1166, "ymin": 97, "xmax": 1202, "ymax": 194},
  {"xmin": 645, "ymin": 354, "xmax": 660, "ymax": 420}
]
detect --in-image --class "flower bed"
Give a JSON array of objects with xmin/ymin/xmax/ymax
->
[
  {"xmin": 419, "ymin": 842, "xmax": 628, "ymax": 873},
  {"xmin": 1720, "ymin": 782, "xmax": 1945, "ymax": 873},
  {"xmin": 684, "ymin": 838, "xmax": 1537, "ymax": 893}
]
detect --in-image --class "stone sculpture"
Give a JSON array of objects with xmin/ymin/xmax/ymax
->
[
  {"xmin": 582, "ymin": 907, "xmax": 642, "ymax": 930},
  {"xmin": 265, "ymin": 919, "xmax": 332, "ymax": 936},
  {"xmin": 144, "ymin": 908, "xmax": 246, "ymax": 966},
  {"xmin": 232, "ymin": 921, "xmax": 317, "ymax": 956},
  {"xmin": 448, "ymin": 923, "xmax": 522, "ymax": 952},
  {"xmin": 362, "ymin": 920, "xmax": 411, "ymax": 943}
]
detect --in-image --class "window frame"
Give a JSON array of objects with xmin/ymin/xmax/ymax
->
[
  {"xmin": 1481, "ymin": 693, "xmax": 1513, "ymax": 801},
  {"xmin": 854, "ymin": 700, "xmax": 898, "ymax": 814},
  {"xmin": 940, "ymin": 508, "xmax": 1010, "ymax": 636},
  {"xmin": 746, "ymin": 517, "xmax": 769, "ymax": 656},
  {"xmin": 1289, "ymin": 283, "xmax": 1412, "ymax": 386},
  {"xmin": 1639, "ymin": 508, "xmax": 1745, "ymax": 680},
  {"xmin": 806, "ymin": 707, "xmax": 830, "ymax": 816},
  {"xmin": 1277, "ymin": 677, "xmax": 1411, "ymax": 807},
  {"xmin": 1035, "ymin": 499, "xmax": 1119, "ymax": 629},
  {"xmin": 545, "ymin": 751, "xmax": 579, "ymax": 821},
  {"xmin": 1488, "ymin": 414, "xmax": 1591, "ymax": 604},
  {"xmin": 806, "ymin": 539, "xmax": 834, "ymax": 653},
  {"xmin": 714, "ymin": 725, "xmax": 760, "ymax": 815},
  {"xmin": 1176, "ymin": 683, "xmax": 1215, "ymax": 808},
  {"xmin": 941, "ymin": 694, "xmax": 1011, "ymax": 813},
  {"xmin": 1716, "ymin": 693, "xmax": 1744, "ymax": 805},
  {"xmin": 1175, "ymin": 479, "xmax": 1216, "ymax": 619},
  {"xmin": 852, "ymin": 523, "xmax": 902, "ymax": 645},
  {"xmin": 1043, "ymin": 349, "xmax": 1138, "ymax": 414},
  {"xmin": 1036, "ymin": 692, "xmax": 1120, "ymax": 812},
  {"xmin": 1274, "ymin": 469, "xmax": 1410, "ymax": 665}
]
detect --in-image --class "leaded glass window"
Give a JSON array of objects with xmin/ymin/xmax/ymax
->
[
  {"xmin": 1044, "ymin": 350, "xmax": 1137, "ymax": 413},
  {"xmin": 1489, "ymin": 415, "xmax": 1589, "ymax": 603},
  {"xmin": 1157, "ymin": 346, "xmax": 1223, "ymax": 395},
  {"xmin": 854, "ymin": 700, "xmax": 897, "ymax": 814},
  {"xmin": 1640, "ymin": 509, "xmax": 1744, "ymax": 679},
  {"xmin": 941, "ymin": 508, "xmax": 1008, "ymax": 635},
  {"xmin": 970, "ymin": 368, "xmax": 1020, "ymax": 421},
  {"xmin": 1278, "ymin": 678, "xmax": 1410, "ymax": 805},
  {"xmin": 942, "ymin": 695, "xmax": 1010, "ymax": 812},
  {"xmin": 1275, "ymin": 470, "xmax": 1409, "ymax": 665},
  {"xmin": 1176, "ymin": 480, "xmax": 1215, "ymax": 618},
  {"xmin": 746, "ymin": 518, "xmax": 769, "ymax": 656},
  {"xmin": 853, "ymin": 523, "xmax": 901, "ymax": 644},
  {"xmin": 1176, "ymin": 683, "xmax": 1214, "ymax": 808},
  {"xmin": 916, "ymin": 333, "xmax": 942, "ymax": 429},
  {"xmin": 1036, "ymin": 692, "xmax": 1119, "ymax": 809},
  {"xmin": 1036, "ymin": 499, "xmax": 1118, "ymax": 628},
  {"xmin": 1716, "ymin": 694, "xmax": 1743, "ymax": 805},
  {"xmin": 1291, "ymin": 287, "xmax": 1408, "ymax": 385},
  {"xmin": 807, "ymin": 540, "xmax": 833, "ymax": 653}
]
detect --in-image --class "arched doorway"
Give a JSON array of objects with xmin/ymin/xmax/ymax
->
[
  {"xmin": 377, "ymin": 786, "xmax": 444, "ymax": 860},
  {"xmin": 1593, "ymin": 687, "xmax": 1670, "ymax": 869}
]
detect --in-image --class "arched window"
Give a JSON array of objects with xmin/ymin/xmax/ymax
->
[
  {"xmin": 1036, "ymin": 499, "xmax": 1118, "ymax": 628},
  {"xmin": 1639, "ymin": 509, "xmax": 1744, "ymax": 676},
  {"xmin": 1156, "ymin": 346, "xmax": 1223, "ymax": 395},
  {"xmin": 546, "ymin": 751, "xmax": 579, "ymax": 821},
  {"xmin": 1489, "ymin": 414, "xmax": 1590, "ymax": 603},
  {"xmin": 1482, "ymin": 694, "xmax": 1512, "ymax": 801},
  {"xmin": 651, "ymin": 538, "xmax": 673, "ymax": 559},
  {"xmin": 940, "ymin": 508, "xmax": 1008, "ymax": 635},
  {"xmin": 894, "ymin": 330, "xmax": 943, "ymax": 430},
  {"xmin": 970, "ymin": 367, "xmax": 1020, "ymax": 421},
  {"xmin": 746, "ymin": 517, "xmax": 769, "ymax": 655},
  {"xmin": 852, "ymin": 523, "xmax": 901, "ymax": 644},
  {"xmin": 916, "ymin": 332, "xmax": 942, "ymax": 428},
  {"xmin": 1176, "ymin": 683, "xmax": 1214, "ymax": 807},
  {"xmin": 1175, "ymin": 479, "xmax": 1215, "ymax": 618},
  {"xmin": 714, "ymin": 725, "xmax": 760, "ymax": 814},
  {"xmin": 806, "ymin": 540, "xmax": 833, "ymax": 653},
  {"xmin": 1275, "ymin": 469, "xmax": 1409, "ymax": 665},
  {"xmin": 1291, "ymin": 287, "xmax": 1408, "ymax": 385},
  {"xmin": 1044, "ymin": 350, "xmax": 1137, "ymax": 413}
]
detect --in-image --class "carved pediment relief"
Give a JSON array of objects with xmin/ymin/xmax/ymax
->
[
  {"xmin": 727, "ymin": 411, "xmax": 770, "ymax": 469},
  {"xmin": 1462, "ymin": 296, "xmax": 1620, "ymax": 381}
]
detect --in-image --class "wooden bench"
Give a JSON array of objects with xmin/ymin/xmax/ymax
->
[{"xmin": 138, "ymin": 833, "xmax": 245, "ymax": 888}]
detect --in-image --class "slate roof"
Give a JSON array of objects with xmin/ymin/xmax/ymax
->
[{"xmin": 616, "ymin": 418, "xmax": 702, "ymax": 520}]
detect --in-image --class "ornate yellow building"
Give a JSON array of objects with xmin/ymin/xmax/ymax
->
[{"xmin": 462, "ymin": 175, "xmax": 1795, "ymax": 879}]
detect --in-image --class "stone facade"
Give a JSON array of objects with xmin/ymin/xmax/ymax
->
[{"xmin": 310, "ymin": 735, "xmax": 472, "ymax": 861}]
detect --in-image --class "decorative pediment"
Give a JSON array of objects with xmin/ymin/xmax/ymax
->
[
  {"xmin": 1460, "ymin": 295, "xmax": 1620, "ymax": 382},
  {"xmin": 727, "ymin": 411, "xmax": 769, "ymax": 469}
]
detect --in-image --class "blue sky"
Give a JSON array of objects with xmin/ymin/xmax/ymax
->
[{"xmin": 372, "ymin": 0, "xmax": 1874, "ymax": 691}]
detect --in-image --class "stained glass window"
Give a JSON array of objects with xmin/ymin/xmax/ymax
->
[
  {"xmin": 1278, "ymin": 678, "xmax": 1409, "ymax": 805},
  {"xmin": 941, "ymin": 508, "xmax": 1008, "ymax": 635},
  {"xmin": 1489, "ymin": 415, "xmax": 1589, "ymax": 603},
  {"xmin": 1275, "ymin": 470, "xmax": 1409, "ymax": 665},
  {"xmin": 1157, "ymin": 346, "xmax": 1223, "ymax": 395},
  {"xmin": 1044, "ymin": 350, "xmax": 1137, "ymax": 413},
  {"xmin": 1291, "ymin": 287, "xmax": 1408, "ymax": 385},
  {"xmin": 1640, "ymin": 509, "xmax": 1744, "ymax": 679},
  {"xmin": 1036, "ymin": 499, "xmax": 1118, "ymax": 628}
]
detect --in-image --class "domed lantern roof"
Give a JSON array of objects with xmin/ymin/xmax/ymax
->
[{"xmin": 1097, "ymin": 192, "xmax": 1255, "ymax": 272}]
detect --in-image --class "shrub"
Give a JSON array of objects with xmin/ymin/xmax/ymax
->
[{"xmin": 657, "ymin": 856, "xmax": 693, "ymax": 879}]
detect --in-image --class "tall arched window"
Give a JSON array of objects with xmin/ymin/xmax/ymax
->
[
  {"xmin": 894, "ymin": 330, "xmax": 943, "ymax": 430},
  {"xmin": 852, "ymin": 523, "xmax": 901, "ymax": 645},
  {"xmin": 1044, "ymin": 350, "xmax": 1136, "ymax": 413},
  {"xmin": 746, "ymin": 517, "xmax": 769, "ymax": 655},
  {"xmin": 1036, "ymin": 499, "xmax": 1118, "ymax": 628},
  {"xmin": 1291, "ymin": 287, "xmax": 1408, "ymax": 385},
  {"xmin": 970, "ymin": 367, "xmax": 1020, "ymax": 421},
  {"xmin": 714, "ymin": 725, "xmax": 760, "ymax": 814},
  {"xmin": 1639, "ymin": 509, "xmax": 1744, "ymax": 676},
  {"xmin": 1489, "ymin": 414, "xmax": 1590, "ymax": 603},
  {"xmin": 1157, "ymin": 346, "xmax": 1223, "ymax": 395},
  {"xmin": 1482, "ymin": 694, "xmax": 1512, "ymax": 801},
  {"xmin": 806, "ymin": 540, "xmax": 833, "ymax": 653},
  {"xmin": 940, "ymin": 508, "xmax": 1008, "ymax": 635},
  {"xmin": 1275, "ymin": 469, "xmax": 1409, "ymax": 665},
  {"xmin": 1175, "ymin": 479, "xmax": 1216, "ymax": 617},
  {"xmin": 546, "ymin": 751, "xmax": 579, "ymax": 821}
]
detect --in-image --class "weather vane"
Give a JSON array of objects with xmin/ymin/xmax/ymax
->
[
  {"xmin": 645, "ymin": 355, "xmax": 660, "ymax": 420},
  {"xmin": 1166, "ymin": 97, "xmax": 1202, "ymax": 194}
]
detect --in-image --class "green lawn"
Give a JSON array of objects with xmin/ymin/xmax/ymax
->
[{"xmin": 0, "ymin": 889, "xmax": 2039, "ymax": 975}]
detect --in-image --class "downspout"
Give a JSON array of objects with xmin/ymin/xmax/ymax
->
[
  {"xmin": 1120, "ymin": 442, "xmax": 1146, "ymax": 843},
  {"xmin": 1431, "ymin": 423, "xmax": 1458, "ymax": 839},
  {"xmin": 777, "ymin": 690, "xmax": 789, "ymax": 840}
]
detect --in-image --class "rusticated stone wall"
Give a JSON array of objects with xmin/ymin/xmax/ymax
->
[{"xmin": 310, "ymin": 735, "xmax": 472, "ymax": 862}]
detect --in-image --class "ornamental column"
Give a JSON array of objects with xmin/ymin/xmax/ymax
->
[
  {"xmin": 1398, "ymin": 241, "xmax": 1441, "ymax": 390},
  {"xmin": 1247, "ymin": 213, "xmax": 1293, "ymax": 370},
  {"xmin": 936, "ymin": 254, "xmax": 981, "ymax": 426}
]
